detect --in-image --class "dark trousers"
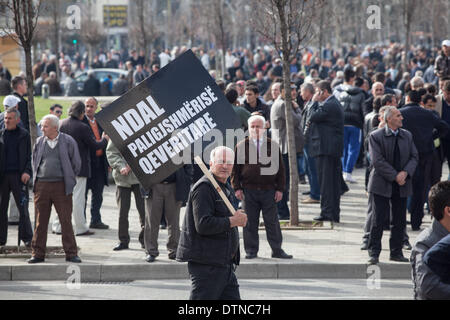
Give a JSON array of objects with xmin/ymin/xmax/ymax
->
[
  {"xmin": 316, "ymin": 155, "xmax": 342, "ymax": 222},
  {"xmin": 116, "ymin": 184, "xmax": 146, "ymax": 245},
  {"xmin": 0, "ymin": 173, "xmax": 33, "ymax": 244},
  {"xmin": 442, "ymin": 140, "xmax": 450, "ymax": 173},
  {"xmin": 32, "ymin": 181, "xmax": 78, "ymax": 259},
  {"xmin": 410, "ymin": 153, "xmax": 433, "ymax": 230},
  {"xmin": 277, "ymin": 153, "xmax": 290, "ymax": 219},
  {"xmin": 242, "ymin": 189, "xmax": 282, "ymax": 255},
  {"xmin": 85, "ymin": 167, "xmax": 106, "ymax": 225},
  {"xmin": 188, "ymin": 262, "xmax": 240, "ymax": 300},
  {"xmin": 368, "ymin": 192, "xmax": 406, "ymax": 258}
]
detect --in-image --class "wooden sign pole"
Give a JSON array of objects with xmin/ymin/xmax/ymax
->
[{"xmin": 194, "ymin": 156, "xmax": 236, "ymax": 216}]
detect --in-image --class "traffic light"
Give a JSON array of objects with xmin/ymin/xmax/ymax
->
[{"xmin": 72, "ymin": 39, "xmax": 77, "ymax": 44}]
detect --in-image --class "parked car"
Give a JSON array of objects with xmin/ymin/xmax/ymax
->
[{"xmin": 61, "ymin": 68, "xmax": 129, "ymax": 96}]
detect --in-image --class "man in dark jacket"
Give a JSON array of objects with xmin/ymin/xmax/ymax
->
[
  {"xmin": 307, "ymin": 81, "xmax": 345, "ymax": 223},
  {"xmin": 334, "ymin": 68, "xmax": 366, "ymax": 183},
  {"xmin": 11, "ymin": 76, "xmax": 30, "ymax": 133},
  {"xmin": 176, "ymin": 146, "xmax": 247, "ymax": 300},
  {"xmin": 400, "ymin": 90, "xmax": 449, "ymax": 231},
  {"xmin": 144, "ymin": 165, "xmax": 193, "ymax": 262},
  {"xmin": 83, "ymin": 71, "xmax": 100, "ymax": 96},
  {"xmin": 82, "ymin": 97, "xmax": 109, "ymax": 229},
  {"xmin": 0, "ymin": 108, "xmax": 33, "ymax": 246},
  {"xmin": 367, "ymin": 106, "xmax": 418, "ymax": 264},
  {"xmin": 52, "ymin": 101, "xmax": 108, "ymax": 236},
  {"xmin": 411, "ymin": 181, "xmax": 450, "ymax": 299}
]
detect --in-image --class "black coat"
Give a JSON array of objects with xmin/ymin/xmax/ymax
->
[
  {"xmin": 82, "ymin": 116, "xmax": 109, "ymax": 185},
  {"xmin": 0, "ymin": 126, "xmax": 32, "ymax": 179},
  {"xmin": 400, "ymin": 104, "xmax": 449, "ymax": 155},
  {"xmin": 176, "ymin": 175, "xmax": 240, "ymax": 267},
  {"xmin": 307, "ymin": 96, "xmax": 344, "ymax": 158},
  {"xmin": 334, "ymin": 85, "xmax": 366, "ymax": 129},
  {"xmin": 13, "ymin": 92, "xmax": 30, "ymax": 133},
  {"xmin": 60, "ymin": 116, "xmax": 107, "ymax": 178},
  {"xmin": 83, "ymin": 77, "xmax": 100, "ymax": 96}
]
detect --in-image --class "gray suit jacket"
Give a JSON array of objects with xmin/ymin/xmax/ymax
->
[
  {"xmin": 270, "ymin": 97, "xmax": 304, "ymax": 154},
  {"xmin": 411, "ymin": 219, "xmax": 450, "ymax": 299},
  {"xmin": 368, "ymin": 126, "xmax": 418, "ymax": 198},
  {"xmin": 32, "ymin": 132, "xmax": 81, "ymax": 195}
]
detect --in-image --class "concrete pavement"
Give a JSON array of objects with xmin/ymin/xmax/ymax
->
[{"xmin": 0, "ymin": 166, "xmax": 447, "ymax": 281}]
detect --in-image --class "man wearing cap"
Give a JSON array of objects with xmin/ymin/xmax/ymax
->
[
  {"xmin": 435, "ymin": 40, "xmax": 450, "ymax": 80},
  {"xmin": 1, "ymin": 95, "xmax": 23, "ymax": 129}
]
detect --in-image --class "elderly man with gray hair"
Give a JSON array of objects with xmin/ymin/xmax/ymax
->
[
  {"xmin": 28, "ymin": 115, "xmax": 82, "ymax": 263},
  {"xmin": 231, "ymin": 115, "xmax": 292, "ymax": 260},
  {"xmin": 177, "ymin": 146, "xmax": 247, "ymax": 300},
  {"xmin": 367, "ymin": 106, "xmax": 418, "ymax": 264}
]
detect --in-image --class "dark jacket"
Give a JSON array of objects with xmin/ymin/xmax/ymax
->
[
  {"xmin": 423, "ymin": 233, "xmax": 450, "ymax": 285},
  {"xmin": 174, "ymin": 165, "xmax": 194, "ymax": 205},
  {"xmin": 83, "ymin": 77, "xmax": 100, "ymax": 96},
  {"xmin": 176, "ymin": 175, "xmax": 240, "ymax": 267},
  {"xmin": 82, "ymin": 116, "xmax": 109, "ymax": 185},
  {"xmin": 13, "ymin": 92, "xmax": 30, "ymax": 133},
  {"xmin": 307, "ymin": 96, "xmax": 344, "ymax": 158},
  {"xmin": 411, "ymin": 219, "xmax": 450, "ymax": 299},
  {"xmin": 400, "ymin": 103, "xmax": 449, "ymax": 155},
  {"xmin": 59, "ymin": 116, "xmax": 108, "ymax": 178},
  {"xmin": 0, "ymin": 126, "xmax": 32, "ymax": 179},
  {"xmin": 368, "ymin": 126, "xmax": 418, "ymax": 198},
  {"xmin": 334, "ymin": 84, "xmax": 366, "ymax": 129},
  {"xmin": 242, "ymin": 99, "xmax": 271, "ymax": 122},
  {"xmin": 231, "ymin": 137, "xmax": 285, "ymax": 192}
]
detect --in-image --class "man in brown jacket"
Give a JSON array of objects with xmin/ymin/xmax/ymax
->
[{"xmin": 231, "ymin": 115, "xmax": 292, "ymax": 260}]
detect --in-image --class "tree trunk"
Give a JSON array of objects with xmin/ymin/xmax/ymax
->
[
  {"xmin": 24, "ymin": 46, "xmax": 37, "ymax": 147},
  {"xmin": 277, "ymin": 2, "xmax": 299, "ymax": 226}
]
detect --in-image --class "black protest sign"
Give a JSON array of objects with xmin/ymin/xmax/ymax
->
[{"xmin": 96, "ymin": 49, "xmax": 240, "ymax": 189}]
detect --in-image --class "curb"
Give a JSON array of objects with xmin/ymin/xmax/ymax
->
[{"xmin": 0, "ymin": 263, "xmax": 411, "ymax": 281}]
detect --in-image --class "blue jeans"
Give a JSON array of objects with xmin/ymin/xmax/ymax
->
[
  {"xmin": 342, "ymin": 126, "xmax": 362, "ymax": 174},
  {"xmin": 297, "ymin": 152, "xmax": 305, "ymax": 176},
  {"xmin": 303, "ymin": 144, "xmax": 320, "ymax": 201}
]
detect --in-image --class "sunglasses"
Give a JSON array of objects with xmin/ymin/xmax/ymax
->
[{"xmin": 54, "ymin": 110, "xmax": 62, "ymax": 114}]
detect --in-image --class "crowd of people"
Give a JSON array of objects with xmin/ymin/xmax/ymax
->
[{"xmin": 0, "ymin": 38, "xmax": 450, "ymax": 299}]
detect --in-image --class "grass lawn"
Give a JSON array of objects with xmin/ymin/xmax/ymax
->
[{"xmin": 1, "ymin": 96, "xmax": 73, "ymax": 122}]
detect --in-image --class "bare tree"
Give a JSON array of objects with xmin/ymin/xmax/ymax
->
[
  {"xmin": 0, "ymin": 0, "xmax": 42, "ymax": 146},
  {"xmin": 129, "ymin": 0, "xmax": 158, "ymax": 61},
  {"xmin": 250, "ymin": 0, "xmax": 323, "ymax": 226},
  {"xmin": 80, "ymin": 1, "xmax": 106, "ymax": 67}
]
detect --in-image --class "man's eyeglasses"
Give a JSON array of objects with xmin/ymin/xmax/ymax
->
[{"xmin": 54, "ymin": 110, "xmax": 62, "ymax": 114}]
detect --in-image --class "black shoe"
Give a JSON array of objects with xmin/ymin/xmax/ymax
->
[
  {"xmin": 368, "ymin": 256, "xmax": 379, "ymax": 265},
  {"xmin": 160, "ymin": 223, "xmax": 167, "ymax": 230},
  {"xmin": 299, "ymin": 175, "xmax": 307, "ymax": 185},
  {"xmin": 245, "ymin": 253, "xmax": 257, "ymax": 259},
  {"xmin": 313, "ymin": 216, "xmax": 331, "ymax": 222},
  {"xmin": 272, "ymin": 250, "xmax": 293, "ymax": 259},
  {"xmin": 403, "ymin": 241, "xmax": 412, "ymax": 250},
  {"xmin": 66, "ymin": 256, "xmax": 82, "ymax": 263},
  {"xmin": 8, "ymin": 221, "xmax": 19, "ymax": 226},
  {"xmin": 76, "ymin": 230, "xmax": 95, "ymax": 236},
  {"xmin": 145, "ymin": 255, "xmax": 156, "ymax": 263},
  {"xmin": 90, "ymin": 222, "xmax": 109, "ymax": 229},
  {"xmin": 28, "ymin": 256, "xmax": 45, "ymax": 264},
  {"xmin": 168, "ymin": 252, "xmax": 176, "ymax": 260},
  {"xmin": 412, "ymin": 227, "xmax": 422, "ymax": 232},
  {"xmin": 389, "ymin": 255, "xmax": 409, "ymax": 262},
  {"xmin": 52, "ymin": 231, "xmax": 62, "ymax": 235},
  {"xmin": 113, "ymin": 243, "xmax": 129, "ymax": 251},
  {"xmin": 302, "ymin": 191, "xmax": 311, "ymax": 195},
  {"xmin": 361, "ymin": 241, "xmax": 369, "ymax": 250}
]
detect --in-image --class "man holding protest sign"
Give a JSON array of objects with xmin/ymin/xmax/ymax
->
[{"xmin": 176, "ymin": 146, "xmax": 247, "ymax": 300}]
